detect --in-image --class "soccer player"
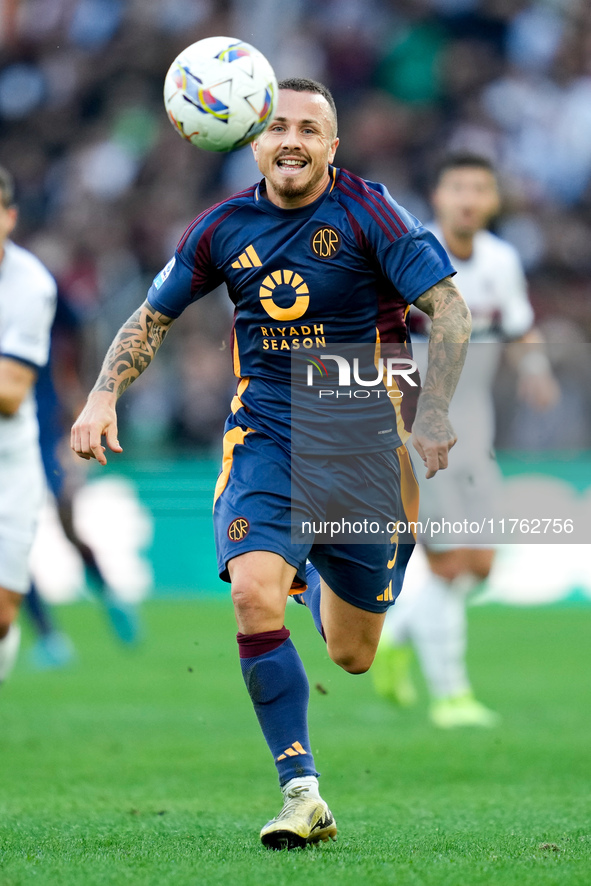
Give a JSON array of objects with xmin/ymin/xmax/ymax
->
[
  {"xmin": 71, "ymin": 79, "xmax": 471, "ymax": 848},
  {"xmin": 0, "ymin": 166, "xmax": 57, "ymax": 687},
  {"xmin": 373, "ymin": 153, "xmax": 557, "ymax": 727}
]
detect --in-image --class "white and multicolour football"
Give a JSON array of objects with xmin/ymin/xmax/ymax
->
[{"xmin": 163, "ymin": 36, "xmax": 277, "ymax": 152}]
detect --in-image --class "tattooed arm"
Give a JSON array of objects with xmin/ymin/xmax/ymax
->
[
  {"xmin": 71, "ymin": 300, "xmax": 175, "ymax": 464},
  {"xmin": 412, "ymin": 276, "xmax": 471, "ymax": 478}
]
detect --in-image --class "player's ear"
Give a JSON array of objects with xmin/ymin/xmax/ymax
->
[
  {"xmin": 328, "ymin": 137, "xmax": 339, "ymax": 164},
  {"xmin": 251, "ymin": 140, "xmax": 259, "ymax": 163}
]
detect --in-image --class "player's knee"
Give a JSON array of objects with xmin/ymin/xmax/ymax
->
[
  {"xmin": 231, "ymin": 578, "xmax": 263, "ymax": 614},
  {"xmin": 328, "ymin": 644, "xmax": 373, "ymax": 675},
  {"xmin": 469, "ymin": 551, "xmax": 495, "ymax": 581},
  {"xmin": 230, "ymin": 576, "xmax": 283, "ymax": 627},
  {"xmin": 472, "ymin": 562, "xmax": 492, "ymax": 581},
  {"xmin": 337, "ymin": 657, "xmax": 372, "ymax": 675}
]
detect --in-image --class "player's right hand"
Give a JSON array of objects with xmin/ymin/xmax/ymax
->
[{"xmin": 70, "ymin": 391, "xmax": 123, "ymax": 466}]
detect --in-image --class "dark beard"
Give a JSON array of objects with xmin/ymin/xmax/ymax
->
[{"xmin": 273, "ymin": 176, "xmax": 309, "ymax": 199}]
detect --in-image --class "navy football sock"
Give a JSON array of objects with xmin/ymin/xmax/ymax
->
[
  {"xmin": 238, "ymin": 627, "xmax": 319, "ymax": 786},
  {"xmin": 302, "ymin": 562, "xmax": 326, "ymax": 640}
]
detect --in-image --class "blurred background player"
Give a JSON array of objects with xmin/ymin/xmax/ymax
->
[
  {"xmin": 0, "ymin": 165, "xmax": 56, "ymax": 686},
  {"xmin": 373, "ymin": 152, "xmax": 559, "ymax": 728},
  {"xmin": 24, "ymin": 291, "xmax": 140, "ymax": 669}
]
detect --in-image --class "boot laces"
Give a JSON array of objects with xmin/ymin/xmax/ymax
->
[{"xmin": 280, "ymin": 785, "xmax": 312, "ymax": 815}]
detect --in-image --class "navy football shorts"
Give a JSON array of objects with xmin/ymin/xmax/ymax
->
[{"xmin": 213, "ymin": 418, "xmax": 418, "ymax": 613}]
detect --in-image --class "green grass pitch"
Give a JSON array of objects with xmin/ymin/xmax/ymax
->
[{"xmin": 1, "ymin": 599, "xmax": 590, "ymax": 885}]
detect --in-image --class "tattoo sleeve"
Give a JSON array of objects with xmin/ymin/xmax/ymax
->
[
  {"xmin": 92, "ymin": 300, "xmax": 175, "ymax": 398},
  {"xmin": 414, "ymin": 276, "xmax": 472, "ymax": 413}
]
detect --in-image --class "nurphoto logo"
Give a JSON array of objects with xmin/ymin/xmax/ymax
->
[{"xmin": 305, "ymin": 354, "xmax": 419, "ymax": 399}]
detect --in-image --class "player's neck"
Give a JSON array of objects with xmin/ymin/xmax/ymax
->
[
  {"xmin": 440, "ymin": 227, "xmax": 475, "ymax": 262},
  {"xmin": 263, "ymin": 172, "xmax": 331, "ymax": 211}
]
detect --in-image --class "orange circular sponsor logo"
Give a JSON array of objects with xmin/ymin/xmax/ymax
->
[{"xmin": 228, "ymin": 517, "xmax": 250, "ymax": 541}]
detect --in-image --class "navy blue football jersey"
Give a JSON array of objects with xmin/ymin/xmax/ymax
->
[{"xmin": 147, "ymin": 166, "xmax": 454, "ymax": 452}]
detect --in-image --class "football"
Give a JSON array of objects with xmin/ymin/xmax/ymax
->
[{"xmin": 163, "ymin": 36, "xmax": 278, "ymax": 152}]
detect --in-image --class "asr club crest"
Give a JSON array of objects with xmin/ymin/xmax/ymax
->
[
  {"xmin": 310, "ymin": 226, "xmax": 341, "ymax": 260},
  {"xmin": 228, "ymin": 517, "xmax": 250, "ymax": 541}
]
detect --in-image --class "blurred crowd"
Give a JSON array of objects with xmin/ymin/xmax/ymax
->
[{"xmin": 1, "ymin": 0, "xmax": 591, "ymax": 453}]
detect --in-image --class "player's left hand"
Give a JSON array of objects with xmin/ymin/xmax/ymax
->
[
  {"xmin": 70, "ymin": 391, "xmax": 122, "ymax": 465},
  {"xmin": 411, "ymin": 407, "xmax": 457, "ymax": 479}
]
